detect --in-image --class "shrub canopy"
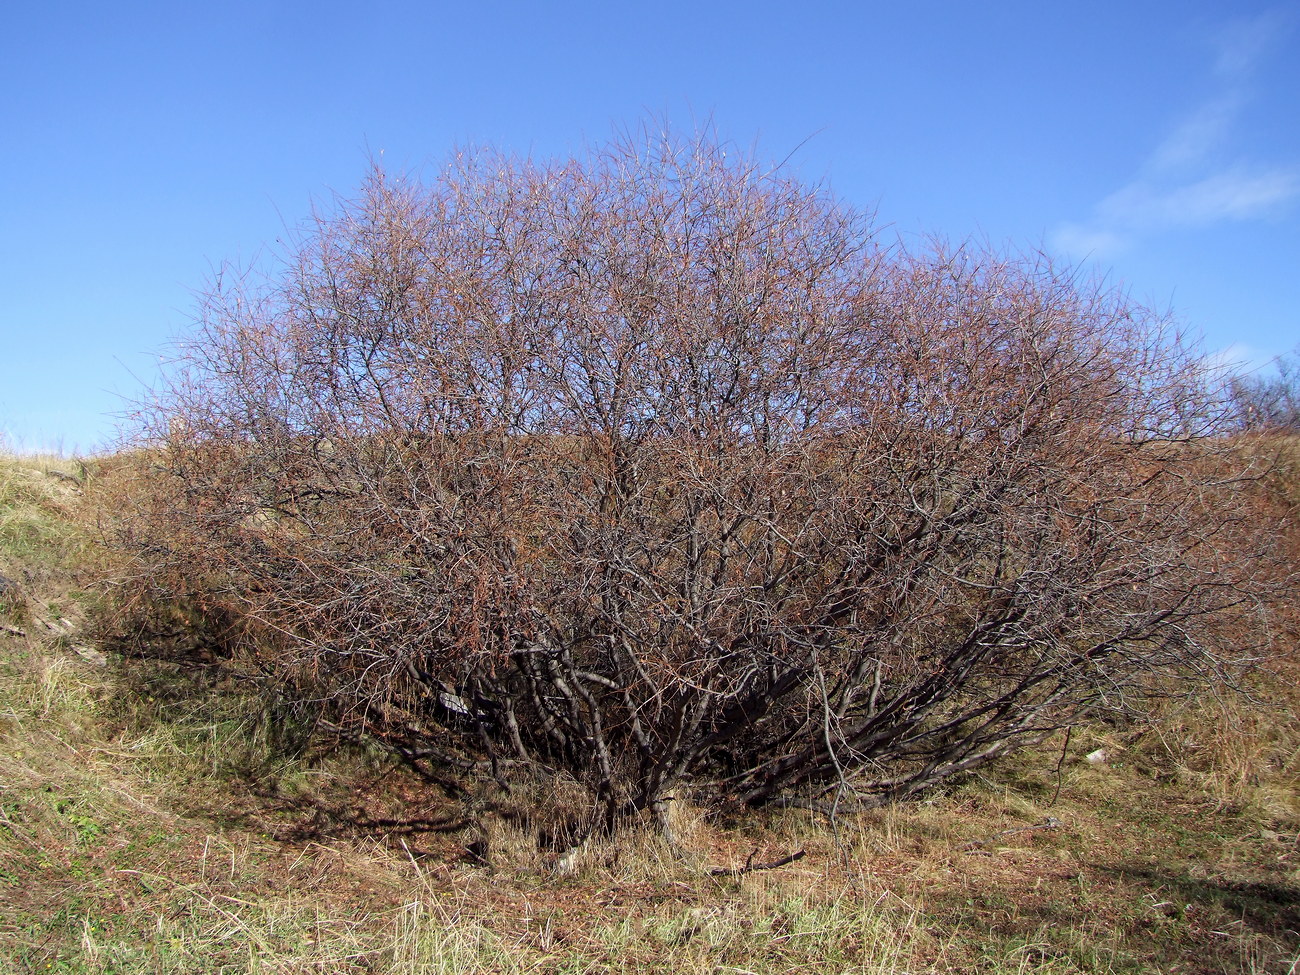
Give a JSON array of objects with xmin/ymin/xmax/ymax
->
[{"xmin": 116, "ymin": 130, "xmax": 1281, "ymax": 827}]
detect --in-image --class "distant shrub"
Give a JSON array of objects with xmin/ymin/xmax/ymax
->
[{"xmin": 1230, "ymin": 350, "xmax": 1300, "ymax": 433}]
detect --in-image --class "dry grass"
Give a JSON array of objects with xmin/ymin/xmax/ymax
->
[
  {"xmin": 4, "ymin": 635, "xmax": 1298, "ymax": 973},
  {"xmin": 2, "ymin": 448, "xmax": 1299, "ymax": 973}
]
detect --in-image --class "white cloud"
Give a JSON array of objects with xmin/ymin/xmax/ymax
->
[
  {"xmin": 1052, "ymin": 9, "xmax": 1297, "ymax": 262},
  {"xmin": 1213, "ymin": 7, "xmax": 1294, "ymax": 80},
  {"xmin": 1049, "ymin": 223, "xmax": 1129, "ymax": 260},
  {"xmin": 1097, "ymin": 165, "xmax": 1300, "ymax": 228},
  {"xmin": 1204, "ymin": 342, "xmax": 1264, "ymax": 375},
  {"xmin": 1144, "ymin": 94, "xmax": 1242, "ymax": 174},
  {"xmin": 1051, "ymin": 165, "xmax": 1300, "ymax": 260}
]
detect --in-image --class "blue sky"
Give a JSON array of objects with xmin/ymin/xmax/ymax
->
[{"xmin": 2, "ymin": 0, "xmax": 1297, "ymax": 453}]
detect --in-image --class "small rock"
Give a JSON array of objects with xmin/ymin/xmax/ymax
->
[
  {"xmin": 553, "ymin": 848, "xmax": 579, "ymax": 875},
  {"xmin": 36, "ymin": 614, "xmax": 74, "ymax": 634},
  {"xmin": 71, "ymin": 644, "xmax": 108, "ymax": 666},
  {"xmin": 1085, "ymin": 748, "xmax": 1108, "ymax": 764}
]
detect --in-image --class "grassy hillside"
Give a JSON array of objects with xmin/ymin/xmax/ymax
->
[{"xmin": 1, "ymin": 450, "xmax": 1297, "ymax": 974}]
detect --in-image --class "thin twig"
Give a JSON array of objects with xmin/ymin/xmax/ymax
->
[
  {"xmin": 1050, "ymin": 725, "xmax": 1072, "ymax": 807},
  {"xmin": 960, "ymin": 817, "xmax": 1062, "ymax": 852}
]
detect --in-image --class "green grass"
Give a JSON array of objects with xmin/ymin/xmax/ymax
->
[{"xmin": 2, "ymin": 448, "xmax": 1299, "ymax": 973}]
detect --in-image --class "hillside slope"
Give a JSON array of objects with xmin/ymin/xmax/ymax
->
[{"xmin": 1, "ymin": 451, "xmax": 1297, "ymax": 974}]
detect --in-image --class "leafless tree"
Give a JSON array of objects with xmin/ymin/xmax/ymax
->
[
  {"xmin": 1230, "ymin": 349, "xmax": 1300, "ymax": 433},
  {"xmin": 107, "ymin": 128, "xmax": 1286, "ymax": 829}
]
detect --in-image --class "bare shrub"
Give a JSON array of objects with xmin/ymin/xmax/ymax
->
[
  {"xmin": 1230, "ymin": 349, "xmax": 1300, "ymax": 433},
  {"xmin": 105, "ymin": 129, "xmax": 1286, "ymax": 828}
]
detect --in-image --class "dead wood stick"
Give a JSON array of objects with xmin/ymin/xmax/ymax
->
[
  {"xmin": 709, "ymin": 849, "xmax": 806, "ymax": 877},
  {"xmin": 960, "ymin": 816, "xmax": 1062, "ymax": 852}
]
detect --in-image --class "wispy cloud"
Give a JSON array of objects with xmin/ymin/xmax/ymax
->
[
  {"xmin": 1144, "ymin": 94, "xmax": 1242, "ymax": 173},
  {"xmin": 1051, "ymin": 8, "xmax": 1299, "ymax": 260},
  {"xmin": 1050, "ymin": 224, "xmax": 1127, "ymax": 259},
  {"xmin": 1213, "ymin": 7, "xmax": 1293, "ymax": 80},
  {"xmin": 1203, "ymin": 342, "xmax": 1272, "ymax": 376},
  {"xmin": 1097, "ymin": 166, "xmax": 1300, "ymax": 227}
]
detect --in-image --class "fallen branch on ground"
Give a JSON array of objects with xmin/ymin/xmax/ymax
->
[
  {"xmin": 709, "ymin": 848, "xmax": 807, "ymax": 877},
  {"xmin": 960, "ymin": 817, "xmax": 1063, "ymax": 852}
]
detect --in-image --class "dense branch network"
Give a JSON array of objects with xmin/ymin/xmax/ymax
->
[{"xmin": 109, "ymin": 129, "xmax": 1285, "ymax": 828}]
